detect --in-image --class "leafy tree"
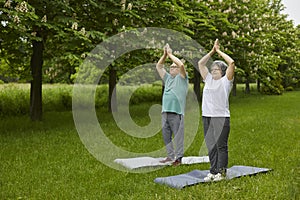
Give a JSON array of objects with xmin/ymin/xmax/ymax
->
[
  {"xmin": 72, "ymin": 0, "xmax": 201, "ymax": 111},
  {"xmin": 205, "ymin": 0, "xmax": 300, "ymax": 94},
  {"xmin": 0, "ymin": 0, "xmax": 104, "ymax": 120},
  {"xmin": 190, "ymin": 0, "xmax": 237, "ymax": 96},
  {"xmin": 1, "ymin": 0, "xmax": 300, "ymax": 122}
]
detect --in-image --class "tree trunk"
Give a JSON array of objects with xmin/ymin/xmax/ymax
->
[
  {"xmin": 232, "ymin": 78, "xmax": 237, "ymax": 96},
  {"xmin": 108, "ymin": 66, "xmax": 117, "ymax": 112},
  {"xmin": 193, "ymin": 68, "xmax": 201, "ymax": 102},
  {"xmin": 30, "ymin": 34, "xmax": 43, "ymax": 121},
  {"xmin": 245, "ymin": 77, "xmax": 250, "ymax": 94},
  {"xmin": 257, "ymin": 79, "xmax": 261, "ymax": 92}
]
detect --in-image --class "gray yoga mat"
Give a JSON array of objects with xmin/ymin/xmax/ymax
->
[{"xmin": 154, "ymin": 165, "xmax": 271, "ymax": 189}]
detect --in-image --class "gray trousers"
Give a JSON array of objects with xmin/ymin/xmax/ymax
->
[
  {"xmin": 162, "ymin": 112, "xmax": 184, "ymax": 160},
  {"xmin": 203, "ymin": 117, "xmax": 230, "ymax": 174}
]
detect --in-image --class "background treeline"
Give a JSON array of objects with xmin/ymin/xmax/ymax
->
[
  {"xmin": 0, "ymin": 0, "xmax": 300, "ymax": 119},
  {"xmin": 1, "ymin": 0, "xmax": 299, "ymax": 91}
]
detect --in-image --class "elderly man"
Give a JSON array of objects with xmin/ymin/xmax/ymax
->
[{"xmin": 156, "ymin": 44, "xmax": 189, "ymax": 166}]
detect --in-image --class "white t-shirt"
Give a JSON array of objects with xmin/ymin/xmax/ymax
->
[{"xmin": 202, "ymin": 73, "xmax": 233, "ymax": 117}]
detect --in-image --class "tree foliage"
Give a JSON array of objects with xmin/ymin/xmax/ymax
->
[{"xmin": 1, "ymin": 0, "xmax": 300, "ymax": 97}]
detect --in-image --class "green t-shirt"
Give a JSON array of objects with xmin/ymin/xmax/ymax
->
[{"xmin": 162, "ymin": 73, "xmax": 188, "ymax": 115}]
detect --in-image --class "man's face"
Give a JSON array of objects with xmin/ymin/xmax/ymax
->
[{"xmin": 169, "ymin": 63, "xmax": 180, "ymax": 76}]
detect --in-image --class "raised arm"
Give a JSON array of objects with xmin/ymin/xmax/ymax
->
[
  {"xmin": 198, "ymin": 39, "xmax": 219, "ymax": 80},
  {"xmin": 166, "ymin": 46, "xmax": 187, "ymax": 78},
  {"xmin": 214, "ymin": 39, "xmax": 235, "ymax": 80},
  {"xmin": 156, "ymin": 45, "xmax": 168, "ymax": 79}
]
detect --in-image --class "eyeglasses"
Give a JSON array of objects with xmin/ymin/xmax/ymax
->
[{"xmin": 211, "ymin": 68, "xmax": 221, "ymax": 71}]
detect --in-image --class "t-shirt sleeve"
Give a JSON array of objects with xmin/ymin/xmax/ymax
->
[
  {"xmin": 222, "ymin": 75, "xmax": 234, "ymax": 89},
  {"xmin": 163, "ymin": 72, "xmax": 170, "ymax": 83},
  {"xmin": 203, "ymin": 73, "xmax": 212, "ymax": 82}
]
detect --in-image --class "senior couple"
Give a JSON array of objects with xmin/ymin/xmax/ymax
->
[{"xmin": 156, "ymin": 39, "xmax": 235, "ymax": 182}]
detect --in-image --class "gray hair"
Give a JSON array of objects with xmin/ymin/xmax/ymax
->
[{"xmin": 211, "ymin": 60, "xmax": 228, "ymax": 76}]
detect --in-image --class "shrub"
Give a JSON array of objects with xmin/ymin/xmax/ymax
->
[
  {"xmin": 0, "ymin": 84, "xmax": 162, "ymax": 116},
  {"xmin": 0, "ymin": 84, "xmax": 30, "ymax": 116},
  {"xmin": 59, "ymin": 87, "xmax": 72, "ymax": 110},
  {"xmin": 95, "ymin": 85, "xmax": 109, "ymax": 108},
  {"xmin": 43, "ymin": 84, "xmax": 73, "ymax": 112},
  {"xmin": 285, "ymin": 86, "xmax": 294, "ymax": 91},
  {"xmin": 129, "ymin": 85, "xmax": 162, "ymax": 105}
]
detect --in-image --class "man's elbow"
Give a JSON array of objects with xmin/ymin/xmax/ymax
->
[{"xmin": 156, "ymin": 64, "xmax": 163, "ymax": 69}]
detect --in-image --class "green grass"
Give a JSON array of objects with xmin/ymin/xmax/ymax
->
[{"xmin": 0, "ymin": 87, "xmax": 299, "ymax": 199}]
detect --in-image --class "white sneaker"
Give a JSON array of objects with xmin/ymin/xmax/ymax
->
[
  {"xmin": 213, "ymin": 173, "xmax": 226, "ymax": 181},
  {"xmin": 204, "ymin": 173, "xmax": 215, "ymax": 182}
]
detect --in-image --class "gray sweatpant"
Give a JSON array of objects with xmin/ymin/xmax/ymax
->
[
  {"xmin": 203, "ymin": 117, "xmax": 230, "ymax": 175},
  {"xmin": 162, "ymin": 112, "xmax": 184, "ymax": 160}
]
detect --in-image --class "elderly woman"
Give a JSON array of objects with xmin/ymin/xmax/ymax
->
[{"xmin": 198, "ymin": 39, "xmax": 235, "ymax": 181}]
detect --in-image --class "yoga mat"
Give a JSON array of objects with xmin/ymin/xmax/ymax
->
[
  {"xmin": 154, "ymin": 165, "xmax": 271, "ymax": 189},
  {"xmin": 114, "ymin": 156, "xmax": 209, "ymax": 169}
]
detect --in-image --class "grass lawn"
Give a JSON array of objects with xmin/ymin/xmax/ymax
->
[{"xmin": 0, "ymin": 89, "xmax": 299, "ymax": 199}]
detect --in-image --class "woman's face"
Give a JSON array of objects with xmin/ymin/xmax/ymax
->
[{"xmin": 211, "ymin": 65, "xmax": 222, "ymax": 80}]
